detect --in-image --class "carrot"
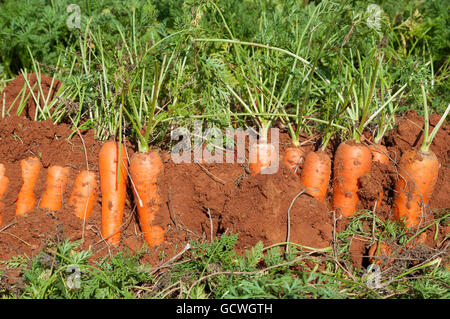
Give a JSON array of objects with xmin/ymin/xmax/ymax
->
[
  {"xmin": 129, "ymin": 150, "xmax": 165, "ymax": 246},
  {"xmin": 69, "ymin": 170, "xmax": 98, "ymax": 220},
  {"xmin": 0, "ymin": 164, "xmax": 10, "ymax": 224},
  {"xmin": 332, "ymin": 141, "xmax": 372, "ymax": 217},
  {"xmin": 16, "ymin": 156, "xmax": 41, "ymax": 216},
  {"xmin": 300, "ymin": 150, "xmax": 331, "ymax": 202},
  {"xmin": 393, "ymin": 149, "xmax": 439, "ymax": 228},
  {"xmin": 99, "ymin": 141, "xmax": 128, "ymax": 246},
  {"xmin": 369, "ymin": 143, "xmax": 389, "ymax": 165},
  {"xmin": 249, "ymin": 141, "xmax": 275, "ymax": 175},
  {"xmin": 393, "ymin": 90, "xmax": 449, "ymax": 228},
  {"xmin": 283, "ymin": 147, "xmax": 305, "ymax": 172},
  {"xmin": 40, "ymin": 165, "xmax": 71, "ymax": 211}
]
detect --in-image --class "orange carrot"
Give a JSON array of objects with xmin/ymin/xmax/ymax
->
[
  {"xmin": 0, "ymin": 164, "xmax": 10, "ymax": 225},
  {"xmin": 129, "ymin": 150, "xmax": 165, "ymax": 246},
  {"xmin": 300, "ymin": 150, "xmax": 331, "ymax": 202},
  {"xmin": 283, "ymin": 147, "xmax": 305, "ymax": 172},
  {"xmin": 99, "ymin": 141, "xmax": 128, "ymax": 246},
  {"xmin": 249, "ymin": 141, "xmax": 275, "ymax": 175},
  {"xmin": 69, "ymin": 170, "xmax": 98, "ymax": 220},
  {"xmin": 369, "ymin": 143, "xmax": 389, "ymax": 165},
  {"xmin": 393, "ymin": 88, "xmax": 449, "ymax": 228},
  {"xmin": 332, "ymin": 141, "xmax": 372, "ymax": 217},
  {"xmin": 393, "ymin": 149, "xmax": 439, "ymax": 228},
  {"xmin": 16, "ymin": 157, "xmax": 41, "ymax": 216},
  {"xmin": 40, "ymin": 165, "xmax": 71, "ymax": 211}
]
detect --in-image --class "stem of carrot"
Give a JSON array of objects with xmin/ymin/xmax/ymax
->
[
  {"xmin": 420, "ymin": 84, "xmax": 450, "ymax": 153},
  {"xmin": 357, "ymin": 54, "xmax": 381, "ymax": 142}
]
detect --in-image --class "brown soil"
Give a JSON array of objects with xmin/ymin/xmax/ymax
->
[
  {"xmin": 1, "ymin": 73, "xmax": 62, "ymax": 120},
  {"xmin": 0, "ymin": 75, "xmax": 448, "ymax": 274}
]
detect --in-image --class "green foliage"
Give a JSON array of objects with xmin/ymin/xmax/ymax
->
[{"xmin": 15, "ymin": 240, "xmax": 152, "ymax": 299}]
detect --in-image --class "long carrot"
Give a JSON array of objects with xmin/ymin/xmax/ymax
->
[
  {"xmin": 40, "ymin": 165, "xmax": 71, "ymax": 211},
  {"xmin": 249, "ymin": 140, "xmax": 275, "ymax": 175},
  {"xmin": 69, "ymin": 170, "xmax": 98, "ymax": 220},
  {"xmin": 129, "ymin": 149, "xmax": 165, "ymax": 246},
  {"xmin": 393, "ymin": 90, "xmax": 449, "ymax": 228},
  {"xmin": 332, "ymin": 141, "xmax": 372, "ymax": 217},
  {"xmin": 300, "ymin": 150, "xmax": 331, "ymax": 202},
  {"xmin": 99, "ymin": 141, "xmax": 128, "ymax": 246},
  {"xmin": 16, "ymin": 156, "xmax": 41, "ymax": 216},
  {"xmin": 0, "ymin": 164, "xmax": 10, "ymax": 224}
]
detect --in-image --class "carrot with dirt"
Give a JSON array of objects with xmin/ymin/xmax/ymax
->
[
  {"xmin": 299, "ymin": 83, "xmax": 353, "ymax": 203},
  {"xmin": 16, "ymin": 156, "xmax": 41, "ymax": 216},
  {"xmin": 283, "ymin": 147, "xmax": 305, "ymax": 171},
  {"xmin": 99, "ymin": 141, "xmax": 128, "ymax": 246},
  {"xmin": 40, "ymin": 165, "xmax": 71, "ymax": 211},
  {"xmin": 300, "ymin": 149, "xmax": 331, "ymax": 202},
  {"xmin": 69, "ymin": 170, "xmax": 98, "ymax": 220},
  {"xmin": 332, "ymin": 51, "xmax": 385, "ymax": 217},
  {"xmin": 123, "ymin": 58, "xmax": 167, "ymax": 246},
  {"xmin": 0, "ymin": 164, "xmax": 10, "ymax": 224},
  {"xmin": 129, "ymin": 149, "xmax": 165, "ymax": 246},
  {"xmin": 332, "ymin": 141, "xmax": 373, "ymax": 217},
  {"xmin": 249, "ymin": 141, "xmax": 276, "ymax": 176},
  {"xmin": 393, "ymin": 86, "xmax": 450, "ymax": 228}
]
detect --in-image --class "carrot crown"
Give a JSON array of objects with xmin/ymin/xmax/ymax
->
[{"xmin": 123, "ymin": 55, "xmax": 169, "ymax": 153}]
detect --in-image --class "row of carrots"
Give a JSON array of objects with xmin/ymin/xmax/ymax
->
[
  {"xmin": 251, "ymin": 135, "xmax": 441, "ymax": 263},
  {"xmin": 0, "ymin": 141, "xmax": 165, "ymax": 248},
  {"xmin": 252, "ymin": 137, "xmax": 439, "ymax": 231},
  {"xmin": 0, "ymin": 123, "xmax": 443, "ymax": 251}
]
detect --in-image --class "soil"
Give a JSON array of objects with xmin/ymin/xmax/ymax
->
[
  {"xmin": 1, "ymin": 73, "xmax": 62, "ymax": 120},
  {"xmin": 0, "ymin": 75, "xmax": 448, "ymax": 275}
]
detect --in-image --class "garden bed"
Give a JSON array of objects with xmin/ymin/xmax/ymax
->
[{"xmin": 0, "ymin": 74, "xmax": 448, "ymax": 270}]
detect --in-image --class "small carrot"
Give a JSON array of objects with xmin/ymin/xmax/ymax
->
[
  {"xmin": 99, "ymin": 141, "xmax": 128, "ymax": 246},
  {"xmin": 332, "ymin": 141, "xmax": 372, "ymax": 217},
  {"xmin": 283, "ymin": 147, "xmax": 305, "ymax": 172},
  {"xmin": 69, "ymin": 170, "xmax": 98, "ymax": 220},
  {"xmin": 300, "ymin": 150, "xmax": 331, "ymax": 202},
  {"xmin": 0, "ymin": 164, "xmax": 10, "ymax": 224},
  {"xmin": 129, "ymin": 150, "xmax": 165, "ymax": 246},
  {"xmin": 369, "ymin": 143, "xmax": 389, "ymax": 165},
  {"xmin": 40, "ymin": 165, "xmax": 71, "ymax": 211},
  {"xmin": 249, "ymin": 141, "xmax": 275, "ymax": 175},
  {"xmin": 16, "ymin": 156, "xmax": 41, "ymax": 216}
]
